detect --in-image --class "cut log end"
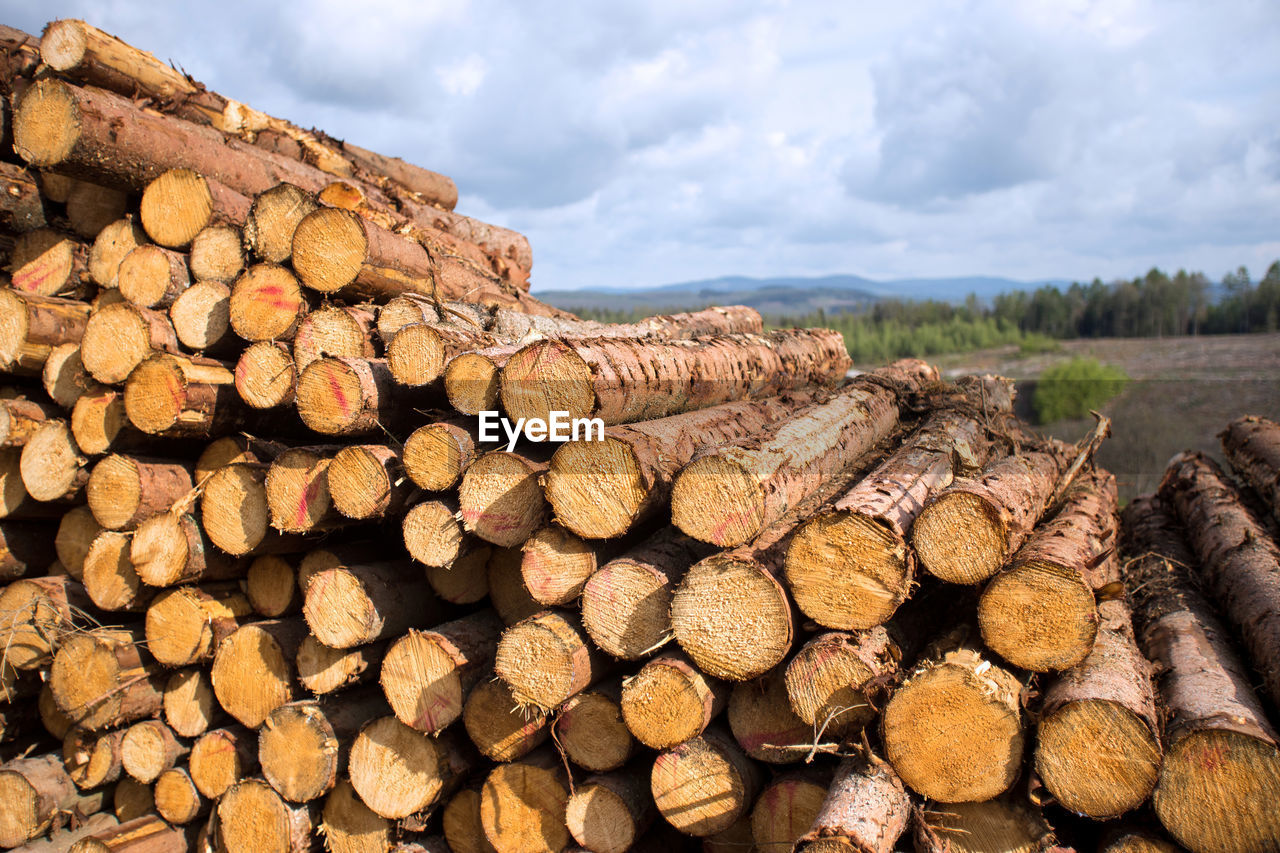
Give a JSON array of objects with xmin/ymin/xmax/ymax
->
[
  {"xmin": 40, "ymin": 20, "xmax": 90, "ymax": 71},
  {"xmin": 916, "ymin": 798, "xmax": 1055, "ymax": 853},
  {"xmin": 89, "ymin": 217, "xmax": 146, "ymax": 289},
  {"xmin": 83, "ymin": 530, "xmax": 147, "ymax": 612},
  {"xmin": 499, "ymin": 339, "xmax": 595, "ymax": 425},
  {"xmin": 217, "ymin": 779, "xmax": 313, "ymax": 853},
  {"xmin": 120, "ymin": 719, "xmax": 183, "ymax": 784},
  {"xmin": 294, "ymin": 305, "xmax": 373, "ymax": 372},
  {"xmin": 785, "ymin": 511, "xmax": 911, "ymax": 631},
  {"xmin": 545, "ymin": 438, "xmax": 647, "ymax": 540},
  {"xmin": 1154, "ymin": 728, "xmax": 1280, "ymax": 853},
  {"xmin": 236, "ymin": 341, "xmax": 297, "ymax": 409},
  {"xmin": 521, "ymin": 525, "xmax": 596, "ymax": 606},
  {"xmin": 295, "ymin": 634, "xmax": 382, "ymax": 695},
  {"xmin": 302, "ymin": 567, "xmax": 380, "ymax": 649},
  {"xmin": 328, "ymin": 444, "xmax": 399, "ymax": 520},
  {"xmin": 163, "ymin": 668, "xmax": 218, "ymax": 738},
  {"xmin": 295, "ymin": 358, "xmax": 369, "ymax": 434},
  {"xmin": 129, "ymin": 512, "xmax": 190, "ymax": 586},
  {"xmin": 463, "ymin": 678, "xmax": 550, "ymax": 763},
  {"xmin": 784, "ymin": 630, "xmax": 893, "ymax": 738},
  {"xmin": 621, "ymin": 657, "xmax": 721, "ymax": 750},
  {"xmin": 387, "ymin": 323, "xmax": 449, "ymax": 386},
  {"xmin": 117, "ymin": 244, "xmax": 188, "ymax": 308},
  {"xmin": 43, "ymin": 344, "xmax": 95, "ymax": 409},
  {"xmin": 70, "ymin": 390, "xmax": 129, "ymax": 456},
  {"xmin": 322, "ymin": 778, "xmax": 391, "ymax": 853},
  {"xmin": 403, "ymin": 501, "xmax": 464, "ymax": 568},
  {"xmin": 121, "ymin": 354, "xmax": 189, "ymax": 434},
  {"xmin": 259, "ymin": 702, "xmax": 340, "ymax": 803},
  {"xmin": 555, "ymin": 689, "xmax": 634, "ymax": 773},
  {"xmin": 202, "ymin": 463, "xmax": 271, "ymax": 556},
  {"xmin": 444, "ymin": 352, "xmax": 501, "ymax": 416},
  {"xmin": 565, "ymin": 778, "xmax": 646, "ymax": 853},
  {"xmin": 580, "ymin": 560, "xmax": 673, "ymax": 661},
  {"xmin": 671, "ymin": 555, "xmax": 792, "ymax": 682},
  {"xmin": 1036, "ymin": 698, "xmax": 1161, "ymax": 818},
  {"xmin": 84, "ymin": 455, "xmax": 142, "ymax": 530},
  {"xmin": 752, "ymin": 775, "xmax": 830, "ymax": 853},
  {"xmin": 210, "ymin": 623, "xmax": 298, "ymax": 728},
  {"xmin": 459, "ymin": 452, "xmax": 547, "ymax": 548},
  {"xmin": 480, "ymin": 759, "xmax": 571, "ymax": 853},
  {"xmin": 189, "ymin": 225, "xmax": 246, "ymax": 285},
  {"xmin": 189, "ymin": 728, "xmax": 253, "ymax": 800},
  {"xmin": 348, "ymin": 716, "xmax": 462, "ymax": 819},
  {"xmin": 50, "ymin": 629, "xmax": 157, "ymax": 731},
  {"xmin": 230, "ymin": 263, "xmax": 307, "ymax": 342},
  {"xmin": 171, "ymin": 280, "xmax": 233, "ymax": 352},
  {"xmin": 246, "ymin": 183, "xmax": 317, "ymax": 264},
  {"xmin": 494, "ymin": 611, "xmax": 596, "ymax": 711},
  {"xmin": 427, "ymin": 545, "xmax": 492, "ymax": 605},
  {"xmin": 912, "ymin": 490, "xmax": 1008, "ymax": 584},
  {"xmin": 381, "ymin": 631, "xmax": 465, "ymax": 734},
  {"xmin": 882, "ymin": 652, "xmax": 1024, "ymax": 803},
  {"xmin": 651, "ymin": 730, "xmax": 760, "ymax": 837},
  {"xmin": 978, "ymin": 561, "xmax": 1098, "ymax": 672},
  {"xmin": 20, "ymin": 420, "xmax": 85, "ymax": 503},
  {"xmin": 727, "ymin": 669, "xmax": 814, "ymax": 765},
  {"xmin": 154, "ymin": 767, "xmax": 204, "ymax": 824},
  {"xmin": 56, "ymin": 505, "xmax": 102, "ymax": 581},
  {"xmin": 291, "ymin": 206, "xmax": 369, "ymax": 293},
  {"xmin": 266, "ymin": 449, "xmax": 333, "ymax": 533},
  {"xmin": 140, "ymin": 167, "xmax": 215, "ymax": 249},
  {"xmin": 670, "ymin": 455, "xmax": 764, "ymax": 547},
  {"xmin": 81, "ymin": 303, "xmax": 166, "ymax": 385},
  {"xmin": 13, "ymin": 79, "xmax": 82, "ymax": 168},
  {"xmin": 247, "ymin": 555, "xmax": 299, "ymax": 617}
]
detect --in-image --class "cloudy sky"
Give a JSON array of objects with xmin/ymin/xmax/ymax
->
[{"xmin": 6, "ymin": 1, "xmax": 1279, "ymax": 292}]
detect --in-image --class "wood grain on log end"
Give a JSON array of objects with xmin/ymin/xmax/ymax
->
[
  {"xmin": 245, "ymin": 183, "xmax": 317, "ymax": 264},
  {"xmin": 217, "ymin": 778, "xmax": 316, "ymax": 853},
  {"xmin": 620, "ymin": 652, "xmax": 725, "ymax": 750},
  {"xmin": 651, "ymin": 726, "xmax": 762, "ymax": 837},
  {"xmin": 235, "ymin": 341, "xmax": 297, "ymax": 409},
  {"xmin": 139, "ymin": 167, "xmax": 217, "ymax": 249},
  {"xmin": 555, "ymin": 682, "xmax": 634, "ymax": 773},
  {"xmin": 444, "ymin": 351, "xmax": 502, "ymax": 416},
  {"xmin": 494, "ymin": 610, "xmax": 602, "ymax": 711},
  {"xmin": 499, "ymin": 339, "xmax": 595, "ymax": 425},
  {"xmin": 463, "ymin": 678, "xmax": 550, "ymax": 762},
  {"xmin": 189, "ymin": 224, "xmax": 246, "ymax": 284},
  {"xmin": 348, "ymin": 717, "xmax": 469, "ymax": 819},
  {"xmin": 210, "ymin": 620, "xmax": 305, "ymax": 728},
  {"xmin": 480, "ymin": 753, "xmax": 571, "ymax": 853},
  {"xmin": 88, "ymin": 217, "xmax": 146, "ymax": 289},
  {"xmin": 163, "ymin": 668, "xmax": 219, "ymax": 738},
  {"xmin": 459, "ymin": 451, "xmax": 548, "ymax": 548},
  {"xmin": 322, "ymin": 777, "xmax": 391, "ymax": 853}
]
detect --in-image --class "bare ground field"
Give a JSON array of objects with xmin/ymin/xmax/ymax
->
[{"xmin": 931, "ymin": 333, "xmax": 1280, "ymax": 501}]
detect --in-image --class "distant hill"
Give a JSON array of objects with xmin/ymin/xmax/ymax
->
[{"xmin": 535, "ymin": 274, "xmax": 1068, "ymax": 316}]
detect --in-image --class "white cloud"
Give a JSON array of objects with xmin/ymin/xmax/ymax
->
[{"xmin": 3, "ymin": 0, "xmax": 1278, "ymax": 290}]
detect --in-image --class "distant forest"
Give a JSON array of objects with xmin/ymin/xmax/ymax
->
[{"xmin": 568, "ymin": 261, "xmax": 1280, "ymax": 363}]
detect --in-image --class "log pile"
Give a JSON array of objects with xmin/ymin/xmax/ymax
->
[{"xmin": 1, "ymin": 18, "xmax": 1278, "ymax": 853}]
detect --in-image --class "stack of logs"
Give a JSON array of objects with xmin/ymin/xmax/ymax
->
[{"xmin": 1, "ymin": 17, "xmax": 1279, "ymax": 853}]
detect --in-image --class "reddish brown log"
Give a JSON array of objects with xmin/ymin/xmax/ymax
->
[{"xmin": 1222, "ymin": 415, "xmax": 1280, "ymax": 522}]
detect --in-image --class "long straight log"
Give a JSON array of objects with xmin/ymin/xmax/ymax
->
[
  {"xmin": 69, "ymin": 814, "xmax": 188, "ymax": 852},
  {"xmin": 303, "ymin": 561, "xmax": 442, "ymax": 649},
  {"xmin": 547, "ymin": 395, "xmax": 813, "ymax": 539},
  {"xmin": 1034, "ymin": 597, "xmax": 1161, "ymax": 818},
  {"xmin": 784, "ymin": 377, "xmax": 1011, "ymax": 630},
  {"xmin": 501, "ymin": 328, "xmax": 851, "ymax": 427},
  {"xmin": 796, "ymin": 755, "xmax": 910, "ymax": 853},
  {"xmin": 85, "ymin": 454, "xmax": 194, "ymax": 531},
  {"xmin": 912, "ymin": 439, "xmax": 1076, "ymax": 584},
  {"xmin": 978, "ymin": 468, "xmax": 1121, "ymax": 672},
  {"xmin": 1222, "ymin": 415, "xmax": 1280, "ymax": 522},
  {"xmin": 1159, "ymin": 451, "xmax": 1280, "ymax": 708},
  {"xmin": 0, "ymin": 290, "xmax": 91, "ymax": 376},
  {"xmin": 380, "ymin": 609, "xmax": 504, "ymax": 734},
  {"xmin": 1122, "ymin": 493, "xmax": 1280, "ymax": 853},
  {"xmin": 672, "ymin": 359, "xmax": 935, "ymax": 547},
  {"xmin": 0, "ymin": 753, "xmax": 107, "ymax": 848}
]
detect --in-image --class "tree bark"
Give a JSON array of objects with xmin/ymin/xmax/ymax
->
[
  {"xmin": 1221, "ymin": 415, "xmax": 1280, "ymax": 522},
  {"xmin": 1122, "ymin": 493, "xmax": 1280, "ymax": 853},
  {"xmin": 796, "ymin": 755, "xmax": 910, "ymax": 853},
  {"xmin": 784, "ymin": 376, "xmax": 1012, "ymax": 630},
  {"xmin": 620, "ymin": 650, "xmax": 728, "ymax": 749},
  {"xmin": 0, "ymin": 396, "xmax": 60, "ymax": 449},
  {"xmin": 978, "ymin": 468, "xmax": 1121, "ymax": 672},
  {"xmin": 209, "ymin": 618, "xmax": 309, "ymax": 728},
  {"xmin": 49, "ymin": 626, "xmax": 165, "ymax": 730},
  {"xmin": 380, "ymin": 609, "xmax": 504, "ymax": 734},
  {"xmin": 0, "ymin": 161, "xmax": 45, "ymax": 232},
  {"xmin": 1159, "ymin": 450, "xmax": 1280, "ymax": 709},
  {"xmin": 303, "ymin": 560, "xmax": 442, "ymax": 649},
  {"xmin": 501, "ymin": 328, "xmax": 851, "ymax": 427},
  {"xmin": 650, "ymin": 725, "xmax": 764, "ymax": 838},
  {"xmin": 579, "ymin": 527, "xmax": 715, "ymax": 660},
  {"xmin": 912, "ymin": 439, "xmax": 1076, "ymax": 584},
  {"xmin": 0, "ymin": 290, "xmax": 91, "ymax": 376},
  {"xmin": 672, "ymin": 360, "xmax": 936, "ymax": 547}
]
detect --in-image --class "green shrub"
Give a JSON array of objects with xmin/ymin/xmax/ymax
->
[
  {"xmin": 1018, "ymin": 333, "xmax": 1062, "ymax": 356},
  {"xmin": 1033, "ymin": 358, "xmax": 1129, "ymax": 423}
]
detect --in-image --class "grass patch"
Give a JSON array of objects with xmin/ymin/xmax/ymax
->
[{"xmin": 1033, "ymin": 358, "xmax": 1129, "ymax": 423}]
